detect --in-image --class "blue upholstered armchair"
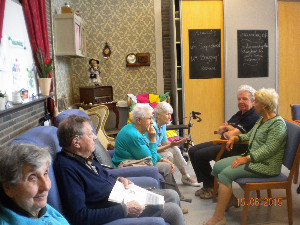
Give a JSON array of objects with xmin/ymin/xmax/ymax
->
[
  {"xmin": 10, "ymin": 126, "xmax": 168, "ymax": 225},
  {"xmin": 56, "ymin": 109, "xmax": 165, "ymax": 186}
]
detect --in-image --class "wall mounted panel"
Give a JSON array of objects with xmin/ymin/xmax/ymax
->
[{"xmin": 224, "ymin": 0, "xmax": 277, "ymax": 119}]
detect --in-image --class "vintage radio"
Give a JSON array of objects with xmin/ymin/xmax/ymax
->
[{"xmin": 79, "ymin": 86, "xmax": 113, "ymax": 104}]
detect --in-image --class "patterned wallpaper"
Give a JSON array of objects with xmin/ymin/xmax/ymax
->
[{"xmin": 52, "ymin": 0, "xmax": 158, "ymax": 105}]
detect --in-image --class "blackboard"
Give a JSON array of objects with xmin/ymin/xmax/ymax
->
[
  {"xmin": 189, "ymin": 29, "xmax": 221, "ymax": 79},
  {"xmin": 238, "ymin": 30, "xmax": 268, "ymax": 78}
]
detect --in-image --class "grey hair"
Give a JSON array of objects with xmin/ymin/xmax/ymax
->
[
  {"xmin": 57, "ymin": 115, "xmax": 90, "ymax": 148},
  {"xmin": 153, "ymin": 102, "xmax": 173, "ymax": 117},
  {"xmin": 0, "ymin": 144, "xmax": 51, "ymax": 187},
  {"xmin": 255, "ymin": 88, "xmax": 279, "ymax": 113},
  {"xmin": 131, "ymin": 103, "xmax": 154, "ymax": 123},
  {"xmin": 238, "ymin": 85, "xmax": 256, "ymax": 101}
]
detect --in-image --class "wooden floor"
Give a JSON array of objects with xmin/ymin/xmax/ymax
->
[{"xmin": 174, "ymin": 161, "xmax": 300, "ymax": 225}]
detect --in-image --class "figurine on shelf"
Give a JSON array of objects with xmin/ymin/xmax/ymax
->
[{"xmin": 88, "ymin": 58, "xmax": 101, "ymax": 86}]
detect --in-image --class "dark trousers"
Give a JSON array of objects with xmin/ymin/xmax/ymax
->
[{"xmin": 188, "ymin": 141, "xmax": 246, "ymax": 188}]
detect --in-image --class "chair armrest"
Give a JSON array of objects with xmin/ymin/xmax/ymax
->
[
  {"xmin": 107, "ymin": 166, "xmax": 164, "ymax": 185},
  {"xmin": 127, "ymin": 176, "xmax": 159, "ymax": 189},
  {"xmin": 212, "ymin": 139, "xmax": 249, "ymax": 162},
  {"xmin": 212, "ymin": 139, "xmax": 228, "ymax": 145},
  {"xmin": 212, "ymin": 139, "xmax": 249, "ymax": 145}
]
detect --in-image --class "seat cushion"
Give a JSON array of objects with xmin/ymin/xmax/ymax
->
[{"xmin": 235, "ymin": 173, "xmax": 288, "ymax": 185}]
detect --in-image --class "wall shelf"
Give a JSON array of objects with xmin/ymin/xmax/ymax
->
[
  {"xmin": 54, "ymin": 13, "xmax": 86, "ymax": 57},
  {"xmin": 171, "ymin": 0, "xmax": 184, "ymax": 125}
]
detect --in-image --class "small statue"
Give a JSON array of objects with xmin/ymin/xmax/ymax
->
[{"xmin": 88, "ymin": 58, "xmax": 101, "ymax": 86}]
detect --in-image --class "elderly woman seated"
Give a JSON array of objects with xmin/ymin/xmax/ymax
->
[
  {"xmin": 204, "ymin": 88, "xmax": 287, "ymax": 225},
  {"xmin": 0, "ymin": 144, "xmax": 69, "ymax": 225},
  {"xmin": 146, "ymin": 101, "xmax": 199, "ymax": 187},
  {"xmin": 112, "ymin": 103, "xmax": 188, "ymax": 213}
]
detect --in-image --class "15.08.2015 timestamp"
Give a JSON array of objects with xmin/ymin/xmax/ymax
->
[{"xmin": 237, "ymin": 197, "xmax": 283, "ymax": 207}]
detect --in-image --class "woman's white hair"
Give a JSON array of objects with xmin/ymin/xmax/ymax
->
[
  {"xmin": 255, "ymin": 88, "xmax": 279, "ymax": 113},
  {"xmin": 0, "ymin": 144, "xmax": 51, "ymax": 187},
  {"xmin": 131, "ymin": 103, "xmax": 154, "ymax": 123},
  {"xmin": 238, "ymin": 85, "xmax": 256, "ymax": 101},
  {"xmin": 153, "ymin": 102, "xmax": 173, "ymax": 117}
]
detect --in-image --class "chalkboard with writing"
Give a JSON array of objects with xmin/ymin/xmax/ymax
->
[
  {"xmin": 189, "ymin": 29, "xmax": 221, "ymax": 79},
  {"xmin": 238, "ymin": 30, "xmax": 268, "ymax": 78}
]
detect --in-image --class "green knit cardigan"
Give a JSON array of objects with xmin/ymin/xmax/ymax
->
[{"xmin": 239, "ymin": 115, "xmax": 287, "ymax": 176}]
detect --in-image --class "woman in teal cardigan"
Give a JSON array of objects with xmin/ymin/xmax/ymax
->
[
  {"xmin": 0, "ymin": 144, "xmax": 69, "ymax": 225},
  {"xmin": 204, "ymin": 88, "xmax": 287, "ymax": 225}
]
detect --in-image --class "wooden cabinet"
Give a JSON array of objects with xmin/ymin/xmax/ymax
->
[
  {"xmin": 79, "ymin": 86, "xmax": 113, "ymax": 104},
  {"xmin": 54, "ymin": 13, "xmax": 86, "ymax": 57}
]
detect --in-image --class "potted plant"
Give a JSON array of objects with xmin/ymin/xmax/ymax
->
[
  {"xmin": 36, "ymin": 48, "xmax": 53, "ymax": 96},
  {"xmin": 0, "ymin": 92, "xmax": 6, "ymax": 110}
]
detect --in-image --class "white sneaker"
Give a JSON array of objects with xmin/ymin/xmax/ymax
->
[{"xmin": 181, "ymin": 175, "xmax": 200, "ymax": 187}]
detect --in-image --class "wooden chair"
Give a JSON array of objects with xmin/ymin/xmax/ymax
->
[
  {"xmin": 80, "ymin": 105, "xmax": 115, "ymax": 149},
  {"xmin": 211, "ymin": 139, "xmax": 249, "ymax": 202},
  {"xmin": 212, "ymin": 119, "xmax": 300, "ymax": 225}
]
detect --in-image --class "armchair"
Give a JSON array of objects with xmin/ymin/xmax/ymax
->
[
  {"xmin": 290, "ymin": 104, "xmax": 300, "ymax": 123},
  {"xmin": 56, "ymin": 109, "xmax": 165, "ymax": 187},
  {"xmin": 212, "ymin": 119, "xmax": 300, "ymax": 225},
  {"xmin": 79, "ymin": 105, "xmax": 115, "ymax": 149},
  {"xmin": 10, "ymin": 126, "xmax": 168, "ymax": 225}
]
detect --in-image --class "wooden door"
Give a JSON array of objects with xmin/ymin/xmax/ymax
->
[
  {"xmin": 181, "ymin": 0, "xmax": 224, "ymax": 143},
  {"xmin": 278, "ymin": 1, "xmax": 300, "ymax": 119}
]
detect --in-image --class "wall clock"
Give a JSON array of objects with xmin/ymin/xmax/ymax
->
[
  {"xmin": 103, "ymin": 42, "xmax": 111, "ymax": 58},
  {"xmin": 126, "ymin": 53, "xmax": 136, "ymax": 64}
]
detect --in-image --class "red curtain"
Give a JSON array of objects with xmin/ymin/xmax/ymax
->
[
  {"xmin": 21, "ymin": 0, "xmax": 56, "ymax": 125},
  {"xmin": 0, "ymin": 0, "xmax": 6, "ymax": 43}
]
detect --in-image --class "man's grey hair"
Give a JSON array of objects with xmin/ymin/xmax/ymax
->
[
  {"xmin": 57, "ymin": 115, "xmax": 91, "ymax": 148},
  {"xmin": 0, "ymin": 144, "xmax": 51, "ymax": 187},
  {"xmin": 131, "ymin": 103, "xmax": 154, "ymax": 123},
  {"xmin": 153, "ymin": 102, "xmax": 173, "ymax": 117},
  {"xmin": 238, "ymin": 85, "xmax": 256, "ymax": 101}
]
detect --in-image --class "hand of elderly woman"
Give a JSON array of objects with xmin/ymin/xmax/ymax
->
[
  {"xmin": 226, "ymin": 136, "xmax": 239, "ymax": 151},
  {"xmin": 231, "ymin": 156, "xmax": 249, "ymax": 168},
  {"xmin": 159, "ymin": 158, "xmax": 175, "ymax": 173},
  {"xmin": 170, "ymin": 137, "xmax": 188, "ymax": 147},
  {"xmin": 147, "ymin": 124, "xmax": 157, "ymax": 143}
]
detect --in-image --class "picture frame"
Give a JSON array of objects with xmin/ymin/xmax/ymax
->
[{"xmin": 57, "ymin": 97, "xmax": 67, "ymax": 112}]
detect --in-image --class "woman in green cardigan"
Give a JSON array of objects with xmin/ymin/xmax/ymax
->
[{"xmin": 204, "ymin": 88, "xmax": 287, "ymax": 225}]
